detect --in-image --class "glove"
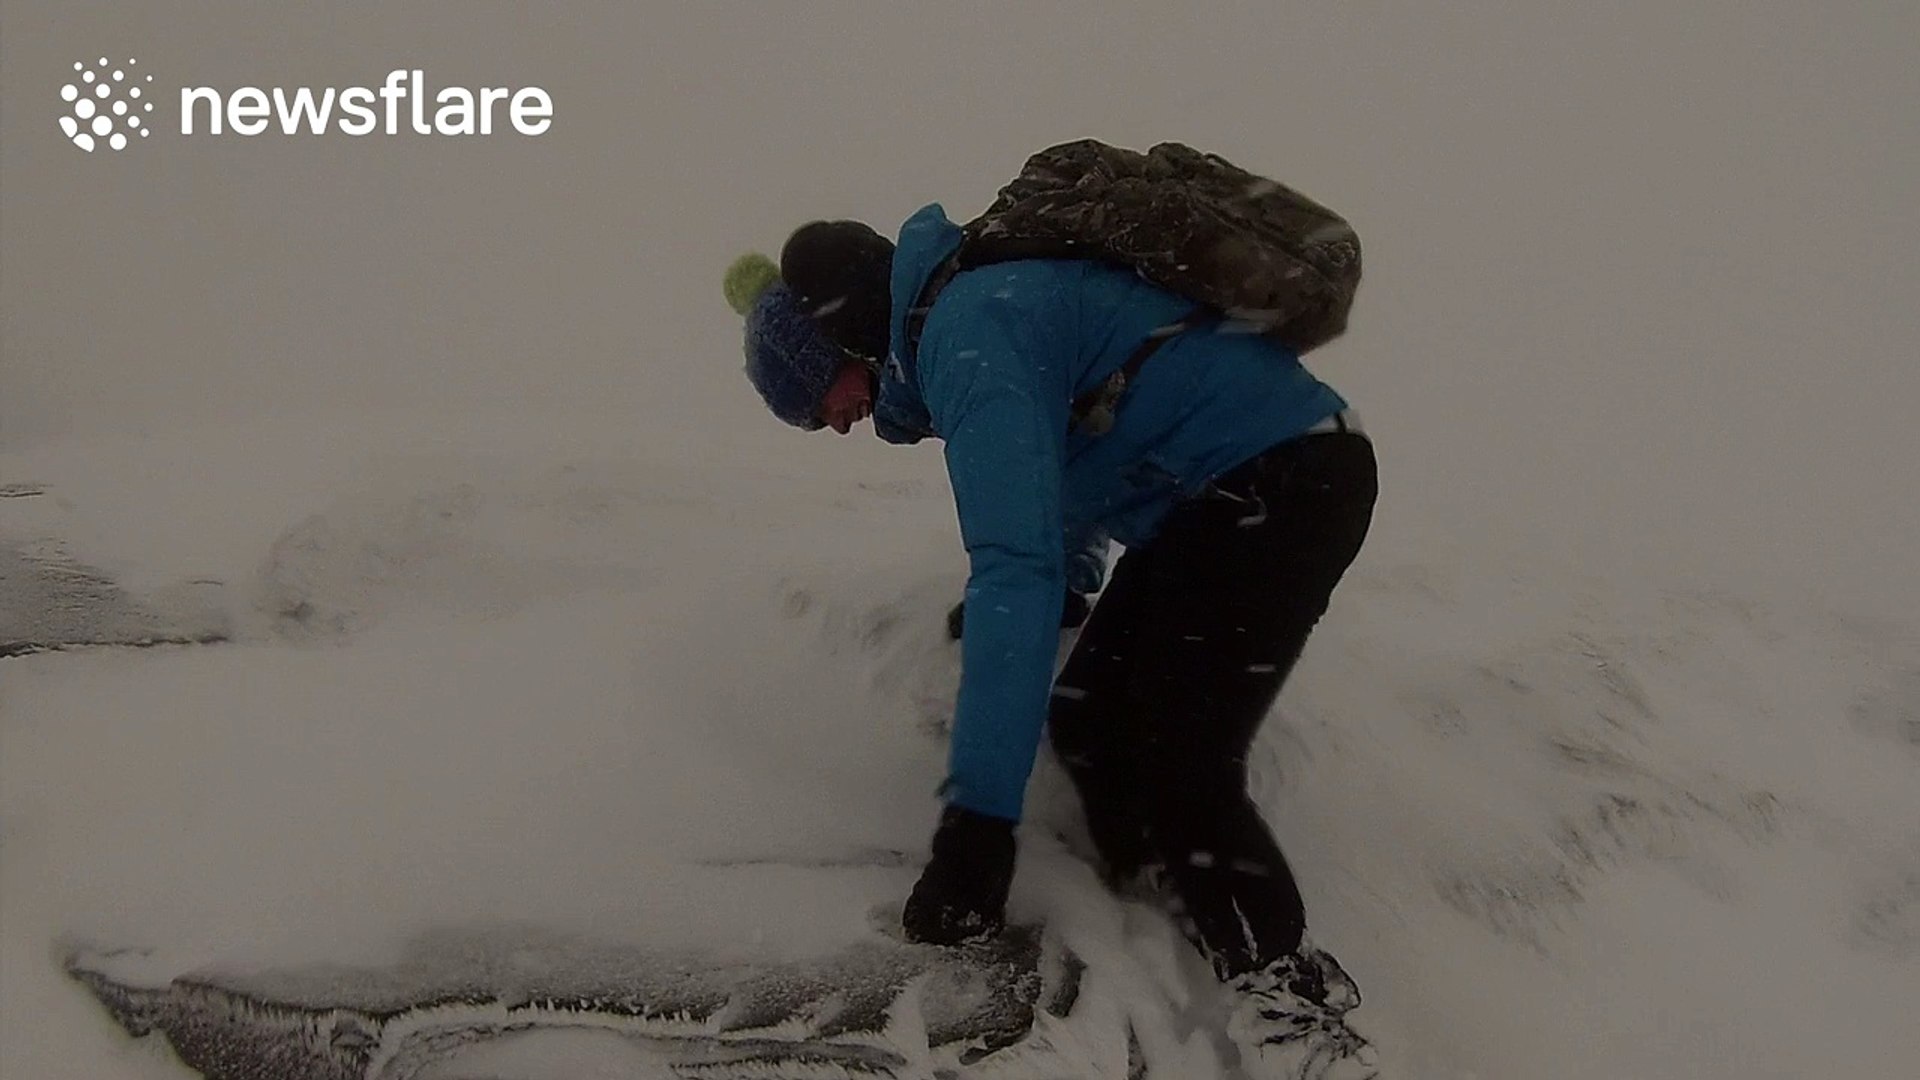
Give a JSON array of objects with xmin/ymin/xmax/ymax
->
[
  {"xmin": 946, "ymin": 591, "xmax": 1091, "ymax": 641},
  {"xmin": 901, "ymin": 805, "xmax": 1017, "ymax": 945}
]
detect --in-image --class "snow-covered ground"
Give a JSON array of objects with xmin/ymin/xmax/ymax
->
[
  {"xmin": 4, "ymin": 4, "xmax": 1916, "ymax": 1078},
  {"xmin": 4, "ymin": 406, "xmax": 1916, "ymax": 1078}
]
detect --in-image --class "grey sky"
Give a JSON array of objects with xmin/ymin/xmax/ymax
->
[{"xmin": 3, "ymin": 1, "xmax": 1915, "ymax": 612}]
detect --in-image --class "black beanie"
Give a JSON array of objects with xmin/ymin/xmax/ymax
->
[{"xmin": 779, "ymin": 220, "xmax": 895, "ymax": 363}]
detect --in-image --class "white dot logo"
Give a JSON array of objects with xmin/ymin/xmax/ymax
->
[{"xmin": 59, "ymin": 57, "xmax": 152, "ymax": 152}]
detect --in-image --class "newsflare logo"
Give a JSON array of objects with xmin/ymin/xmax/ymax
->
[
  {"xmin": 59, "ymin": 58, "xmax": 153, "ymax": 151},
  {"xmin": 59, "ymin": 59, "xmax": 553, "ymax": 152}
]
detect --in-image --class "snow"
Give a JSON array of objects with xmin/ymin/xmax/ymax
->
[
  {"xmin": 4, "ymin": 3, "xmax": 1918, "ymax": 1078},
  {"xmin": 6, "ymin": 406, "xmax": 1916, "ymax": 1078}
]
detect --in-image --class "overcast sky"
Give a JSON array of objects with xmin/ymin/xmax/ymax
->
[{"xmin": 4, "ymin": 1, "xmax": 1915, "ymax": 613}]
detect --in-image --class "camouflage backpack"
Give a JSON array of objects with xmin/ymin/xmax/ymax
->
[{"xmin": 909, "ymin": 139, "xmax": 1362, "ymax": 432}]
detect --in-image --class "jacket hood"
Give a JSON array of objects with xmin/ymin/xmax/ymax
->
[{"xmin": 873, "ymin": 203, "xmax": 964, "ymax": 445}]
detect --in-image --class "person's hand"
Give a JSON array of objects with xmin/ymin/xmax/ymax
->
[
  {"xmin": 946, "ymin": 591, "xmax": 1091, "ymax": 640},
  {"xmin": 1059, "ymin": 590, "xmax": 1091, "ymax": 629},
  {"xmin": 901, "ymin": 805, "xmax": 1016, "ymax": 945}
]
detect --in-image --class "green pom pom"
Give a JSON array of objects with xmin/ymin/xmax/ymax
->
[{"xmin": 723, "ymin": 252, "xmax": 781, "ymax": 316}]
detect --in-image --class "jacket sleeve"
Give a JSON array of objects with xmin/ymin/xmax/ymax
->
[{"xmin": 920, "ymin": 295, "xmax": 1073, "ymax": 823}]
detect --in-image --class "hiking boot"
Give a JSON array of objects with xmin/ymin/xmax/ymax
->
[{"xmin": 1227, "ymin": 945, "xmax": 1378, "ymax": 1080}]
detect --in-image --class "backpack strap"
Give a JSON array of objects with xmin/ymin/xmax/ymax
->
[
  {"xmin": 905, "ymin": 249, "xmax": 1211, "ymax": 436},
  {"xmin": 1068, "ymin": 305, "xmax": 1210, "ymax": 435},
  {"xmin": 904, "ymin": 235, "xmax": 1100, "ymax": 359},
  {"xmin": 903, "ymin": 251, "xmax": 964, "ymax": 364}
]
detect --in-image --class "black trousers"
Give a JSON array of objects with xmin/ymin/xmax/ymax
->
[{"xmin": 1048, "ymin": 430, "xmax": 1377, "ymax": 979}]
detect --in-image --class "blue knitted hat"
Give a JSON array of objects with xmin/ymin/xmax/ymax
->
[{"xmin": 724, "ymin": 252, "xmax": 844, "ymax": 430}]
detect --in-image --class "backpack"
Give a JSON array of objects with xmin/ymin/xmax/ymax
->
[{"xmin": 908, "ymin": 140, "xmax": 1362, "ymax": 433}]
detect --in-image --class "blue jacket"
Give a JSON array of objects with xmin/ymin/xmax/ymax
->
[{"xmin": 879, "ymin": 204, "xmax": 1348, "ymax": 821}]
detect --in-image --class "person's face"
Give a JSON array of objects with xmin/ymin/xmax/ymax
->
[{"xmin": 818, "ymin": 358, "xmax": 874, "ymax": 435}]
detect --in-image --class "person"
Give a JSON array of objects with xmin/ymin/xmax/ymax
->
[{"xmin": 723, "ymin": 204, "xmax": 1380, "ymax": 1079}]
